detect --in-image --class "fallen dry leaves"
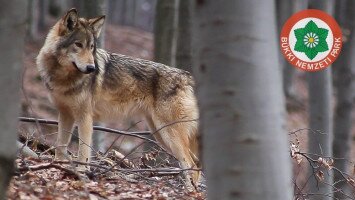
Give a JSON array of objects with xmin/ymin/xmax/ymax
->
[{"xmin": 8, "ymin": 157, "xmax": 205, "ymax": 200}]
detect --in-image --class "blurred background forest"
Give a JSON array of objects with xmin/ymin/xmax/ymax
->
[{"xmin": 0, "ymin": 0, "xmax": 355, "ymax": 199}]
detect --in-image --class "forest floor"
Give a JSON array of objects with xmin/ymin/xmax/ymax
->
[{"xmin": 6, "ymin": 21, "xmax": 355, "ymax": 199}]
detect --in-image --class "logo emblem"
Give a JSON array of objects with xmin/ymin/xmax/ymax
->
[{"xmin": 280, "ymin": 9, "xmax": 342, "ymax": 71}]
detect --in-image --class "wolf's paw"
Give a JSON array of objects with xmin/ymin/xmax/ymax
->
[{"xmin": 183, "ymin": 171, "xmax": 198, "ymax": 192}]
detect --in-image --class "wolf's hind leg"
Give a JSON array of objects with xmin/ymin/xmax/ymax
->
[
  {"xmin": 158, "ymin": 125, "xmax": 199, "ymax": 190},
  {"xmin": 55, "ymin": 112, "xmax": 74, "ymax": 160}
]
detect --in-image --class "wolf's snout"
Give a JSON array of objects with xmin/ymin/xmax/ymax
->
[{"xmin": 86, "ymin": 65, "xmax": 96, "ymax": 73}]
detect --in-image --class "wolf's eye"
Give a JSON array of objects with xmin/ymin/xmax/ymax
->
[
  {"xmin": 75, "ymin": 42, "xmax": 83, "ymax": 48},
  {"xmin": 90, "ymin": 44, "xmax": 94, "ymax": 49}
]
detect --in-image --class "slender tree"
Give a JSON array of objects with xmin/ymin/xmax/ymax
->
[
  {"xmin": 332, "ymin": 0, "xmax": 355, "ymax": 198},
  {"xmin": 75, "ymin": 0, "xmax": 107, "ymax": 48},
  {"xmin": 176, "ymin": 0, "xmax": 193, "ymax": 72},
  {"xmin": 0, "ymin": 0, "xmax": 27, "ymax": 199},
  {"xmin": 107, "ymin": 0, "xmax": 125, "ymax": 24},
  {"xmin": 277, "ymin": 0, "xmax": 308, "ymax": 98},
  {"xmin": 38, "ymin": 0, "xmax": 47, "ymax": 31},
  {"xmin": 307, "ymin": 1, "xmax": 335, "ymax": 199},
  {"xmin": 154, "ymin": 0, "xmax": 179, "ymax": 66},
  {"xmin": 27, "ymin": 0, "xmax": 38, "ymax": 41},
  {"xmin": 48, "ymin": 0, "xmax": 68, "ymax": 17},
  {"xmin": 276, "ymin": 0, "xmax": 293, "ymax": 98},
  {"xmin": 193, "ymin": 0, "xmax": 292, "ymax": 199}
]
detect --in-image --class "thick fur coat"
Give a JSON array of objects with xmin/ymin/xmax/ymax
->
[{"xmin": 36, "ymin": 9, "xmax": 200, "ymax": 189}]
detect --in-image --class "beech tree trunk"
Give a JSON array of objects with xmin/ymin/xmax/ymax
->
[
  {"xmin": 176, "ymin": 0, "xmax": 193, "ymax": 72},
  {"xmin": 332, "ymin": 0, "xmax": 355, "ymax": 198},
  {"xmin": 278, "ymin": 0, "xmax": 308, "ymax": 98},
  {"xmin": 193, "ymin": 1, "xmax": 292, "ymax": 199},
  {"xmin": 307, "ymin": 1, "xmax": 335, "ymax": 199},
  {"xmin": 154, "ymin": 0, "xmax": 179, "ymax": 66},
  {"xmin": 0, "ymin": 1, "xmax": 27, "ymax": 199},
  {"xmin": 27, "ymin": 0, "xmax": 39, "ymax": 41},
  {"xmin": 38, "ymin": 0, "xmax": 47, "ymax": 31},
  {"xmin": 76, "ymin": 0, "xmax": 106, "ymax": 48}
]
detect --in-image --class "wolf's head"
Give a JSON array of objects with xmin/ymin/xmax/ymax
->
[{"xmin": 54, "ymin": 8, "xmax": 105, "ymax": 74}]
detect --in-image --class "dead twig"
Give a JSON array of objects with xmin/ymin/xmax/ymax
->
[
  {"xmin": 19, "ymin": 117, "xmax": 150, "ymax": 136},
  {"xmin": 16, "ymin": 162, "xmax": 80, "ymax": 179}
]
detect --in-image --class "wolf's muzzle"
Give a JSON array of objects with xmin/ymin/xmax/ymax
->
[{"xmin": 85, "ymin": 65, "xmax": 96, "ymax": 74}]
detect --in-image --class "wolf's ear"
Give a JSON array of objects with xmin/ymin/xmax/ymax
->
[
  {"xmin": 62, "ymin": 8, "xmax": 78, "ymax": 31},
  {"xmin": 89, "ymin": 16, "xmax": 105, "ymax": 38}
]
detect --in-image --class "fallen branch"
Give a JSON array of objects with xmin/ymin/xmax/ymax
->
[
  {"xmin": 17, "ymin": 159, "xmax": 200, "ymax": 177},
  {"xmin": 116, "ymin": 167, "xmax": 202, "ymax": 173},
  {"xmin": 19, "ymin": 116, "xmax": 176, "ymax": 159},
  {"xmin": 18, "ymin": 117, "xmax": 167, "ymax": 150},
  {"xmin": 19, "ymin": 117, "xmax": 151, "ymax": 136},
  {"xmin": 16, "ymin": 162, "xmax": 80, "ymax": 179},
  {"xmin": 17, "ymin": 141, "xmax": 38, "ymax": 158},
  {"xmin": 18, "ymin": 134, "xmax": 54, "ymax": 155}
]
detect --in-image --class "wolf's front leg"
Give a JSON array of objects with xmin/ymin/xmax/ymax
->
[
  {"xmin": 55, "ymin": 112, "xmax": 74, "ymax": 160},
  {"xmin": 77, "ymin": 114, "xmax": 93, "ymax": 163}
]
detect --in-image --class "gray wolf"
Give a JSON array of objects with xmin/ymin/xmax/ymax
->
[{"xmin": 36, "ymin": 8, "xmax": 200, "ymax": 189}]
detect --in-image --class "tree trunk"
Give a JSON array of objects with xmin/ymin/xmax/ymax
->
[
  {"xmin": 27, "ymin": 0, "xmax": 38, "ymax": 41},
  {"xmin": 122, "ymin": 0, "xmax": 136, "ymax": 27},
  {"xmin": 0, "ymin": 1, "xmax": 27, "ymax": 199},
  {"xmin": 276, "ymin": 0, "xmax": 295, "ymax": 97},
  {"xmin": 175, "ymin": 0, "xmax": 193, "ymax": 72},
  {"xmin": 332, "ymin": 0, "xmax": 355, "ymax": 198},
  {"xmin": 278, "ymin": 0, "xmax": 308, "ymax": 98},
  {"xmin": 193, "ymin": 1, "xmax": 292, "ymax": 199},
  {"xmin": 48, "ymin": 0, "xmax": 67, "ymax": 17},
  {"xmin": 77, "ymin": 0, "xmax": 107, "ymax": 48},
  {"xmin": 38, "ymin": 0, "xmax": 47, "ymax": 31},
  {"xmin": 154, "ymin": 0, "xmax": 179, "ymax": 66},
  {"xmin": 307, "ymin": 1, "xmax": 335, "ymax": 199}
]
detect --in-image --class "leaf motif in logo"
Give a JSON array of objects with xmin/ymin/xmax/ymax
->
[
  {"xmin": 293, "ymin": 20, "xmax": 329, "ymax": 60},
  {"xmin": 304, "ymin": 20, "xmax": 318, "ymax": 33},
  {"xmin": 315, "ymin": 40, "xmax": 329, "ymax": 52},
  {"xmin": 294, "ymin": 28, "xmax": 306, "ymax": 40},
  {"xmin": 316, "ymin": 28, "xmax": 329, "ymax": 40}
]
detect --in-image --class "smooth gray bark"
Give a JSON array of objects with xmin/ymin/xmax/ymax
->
[
  {"xmin": 154, "ymin": 0, "xmax": 178, "ymax": 66},
  {"xmin": 107, "ymin": 0, "xmax": 125, "ymax": 24},
  {"xmin": 286, "ymin": 0, "xmax": 308, "ymax": 98},
  {"xmin": 130, "ymin": 0, "xmax": 156, "ymax": 31},
  {"xmin": 307, "ymin": 1, "xmax": 335, "ymax": 199},
  {"xmin": 17, "ymin": 142, "xmax": 38, "ymax": 158},
  {"xmin": 107, "ymin": 0, "xmax": 156, "ymax": 32},
  {"xmin": 193, "ymin": 1, "xmax": 292, "ymax": 199},
  {"xmin": 276, "ymin": 0, "xmax": 294, "ymax": 97},
  {"xmin": 176, "ymin": 0, "xmax": 193, "ymax": 72},
  {"xmin": 277, "ymin": 0, "xmax": 308, "ymax": 98},
  {"xmin": 124, "ymin": 0, "xmax": 137, "ymax": 26},
  {"xmin": 49, "ymin": 0, "xmax": 68, "ymax": 17},
  {"xmin": 38, "ymin": 0, "xmax": 47, "ymax": 31},
  {"xmin": 27, "ymin": 0, "xmax": 38, "ymax": 41},
  {"xmin": 307, "ymin": 70, "xmax": 333, "ymax": 200},
  {"xmin": 76, "ymin": 0, "xmax": 107, "ymax": 48},
  {"xmin": 332, "ymin": 0, "xmax": 355, "ymax": 198},
  {"xmin": 0, "ymin": 1, "xmax": 27, "ymax": 199}
]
